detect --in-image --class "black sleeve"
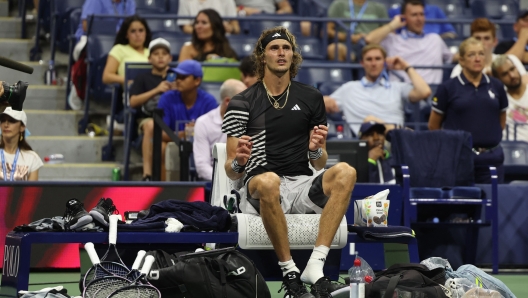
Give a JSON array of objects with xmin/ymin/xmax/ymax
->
[
  {"xmin": 309, "ymin": 92, "xmax": 327, "ymax": 128},
  {"xmin": 494, "ymin": 41, "xmax": 515, "ymax": 54},
  {"xmin": 129, "ymin": 73, "xmax": 146, "ymax": 96}
]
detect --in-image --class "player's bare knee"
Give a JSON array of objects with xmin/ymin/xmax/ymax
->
[
  {"xmin": 334, "ymin": 162, "xmax": 357, "ymax": 188},
  {"xmin": 254, "ymin": 172, "xmax": 281, "ymax": 202}
]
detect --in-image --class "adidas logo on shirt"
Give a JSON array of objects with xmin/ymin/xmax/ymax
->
[{"xmin": 291, "ymin": 104, "xmax": 301, "ymax": 111}]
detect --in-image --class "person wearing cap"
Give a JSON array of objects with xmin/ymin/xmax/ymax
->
[
  {"xmin": 222, "ymin": 26, "xmax": 352, "ymax": 297},
  {"xmin": 429, "ymin": 37, "xmax": 508, "ymax": 183},
  {"xmin": 324, "ymin": 44, "xmax": 431, "ymax": 135},
  {"xmin": 0, "ymin": 108, "xmax": 43, "ymax": 181},
  {"xmin": 358, "ymin": 121, "xmax": 395, "ymax": 184},
  {"xmin": 141, "ymin": 59, "xmax": 217, "ymax": 181},
  {"xmin": 495, "ymin": 10, "xmax": 528, "ymax": 64}
]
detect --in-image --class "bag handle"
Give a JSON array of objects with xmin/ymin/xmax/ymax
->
[
  {"xmin": 383, "ymin": 274, "xmax": 402, "ymax": 298},
  {"xmin": 205, "ymin": 258, "xmax": 230, "ymax": 298}
]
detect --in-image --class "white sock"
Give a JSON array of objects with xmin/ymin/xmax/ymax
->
[
  {"xmin": 279, "ymin": 258, "xmax": 300, "ymax": 277},
  {"xmin": 300, "ymin": 245, "xmax": 330, "ymax": 284}
]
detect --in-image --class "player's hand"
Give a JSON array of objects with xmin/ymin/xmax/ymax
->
[
  {"xmin": 368, "ymin": 145, "xmax": 384, "ymax": 161},
  {"xmin": 236, "ymin": 135, "xmax": 252, "ymax": 166},
  {"xmin": 386, "ymin": 56, "xmax": 409, "ymax": 71},
  {"xmin": 309, "ymin": 125, "xmax": 328, "ymax": 151},
  {"xmin": 157, "ymin": 81, "xmax": 171, "ymax": 94},
  {"xmin": 519, "ymin": 27, "xmax": 528, "ymax": 41}
]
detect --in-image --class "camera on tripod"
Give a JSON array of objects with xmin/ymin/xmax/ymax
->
[{"xmin": 1, "ymin": 81, "xmax": 28, "ymax": 111}]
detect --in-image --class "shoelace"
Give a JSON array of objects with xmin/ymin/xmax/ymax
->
[
  {"xmin": 310, "ymin": 278, "xmax": 333, "ymax": 298},
  {"xmin": 278, "ymin": 279, "xmax": 308, "ymax": 297},
  {"xmin": 63, "ymin": 203, "xmax": 83, "ymax": 230}
]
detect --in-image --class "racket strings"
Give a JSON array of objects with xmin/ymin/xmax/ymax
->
[
  {"xmin": 108, "ymin": 286, "xmax": 161, "ymax": 298},
  {"xmin": 84, "ymin": 277, "xmax": 128, "ymax": 298}
]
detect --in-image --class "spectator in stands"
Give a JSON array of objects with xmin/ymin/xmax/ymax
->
[
  {"xmin": 429, "ymin": 37, "xmax": 507, "ymax": 183},
  {"xmin": 235, "ymin": 0, "xmax": 292, "ymax": 15},
  {"xmin": 326, "ymin": 0, "xmax": 388, "ymax": 61},
  {"xmin": 0, "ymin": 108, "xmax": 43, "ymax": 181},
  {"xmin": 358, "ymin": 121, "xmax": 395, "ymax": 184},
  {"xmin": 128, "ymin": 38, "xmax": 173, "ymax": 179},
  {"xmin": 495, "ymin": 10, "xmax": 528, "ymax": 64},
  {"xmin": 451, "ymin": 18, "xmax": 527, "ymax": 80},
  {"xmin": 239, "ymin": 56, "xmax": 258, "ymax": 87},
  {"xmin": 102, "ymin": 15, "xmax": 152, "ymax": 86},
  {"xmin": 74, "ymin": 0, "xmax": 136, "ymax": 42},
  {"xmin": 492, "ymin": 55, "xmax": 528, "ymax": 142},
  {"xmin": 365, "ymin": 0, "xmax": 454, "ymax": 85},
  {"xmin": 178, "ymin": 9, "xmax": 239, "ymax": 62},
  {"xmin": 141, "ymin": 60, "xmax": 217, "ymax": 181},
  {"xmin": 194, "ymin": 79, "xmax": 247, "ymax": 181},
  {"xmin": 178, "ymin": 0, "xmax": 240, "ymax": 35},
  {"xmin": 388, "ymin": 0, "xmax": 457, "ymax": 39},
  {"xmin": 324, "ymin": 44, "xmax": 431, "ymax": 134}
]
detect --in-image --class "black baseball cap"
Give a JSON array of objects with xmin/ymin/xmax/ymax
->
[
  {"xmin": 358, "ymin": 121, "xmax": 386, "ymax": 138},
  {"xmin": 517, "ymin": 9, "xmax": 528, "ymax": 21}
]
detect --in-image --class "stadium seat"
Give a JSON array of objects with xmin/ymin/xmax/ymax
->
[
  {"xmin": 471, "ymin": 0, "xmax": 519, "ymax": 19},
  {"xmin": 246, "ymin": 18, "xmax": 302, "ymax": 36},
  {"xmin": 147, "ymin": 18, "xmax": 183, "ymax": 35},
  {"xmin": 168, "ymin": 0, "xmax": 179, "ymax": 13},
  {"xmin": 296, "ymin": 37, "xmax": 326, "ymax": 60},
  {"xmin": 295, "ymin": 66, "xmax": 352, "ymax": 86},
  {"xmin": 227, "ymin": 36, "xmax": 258, "ymax": 58},
  {"xmin": 135, "ymin": 0, "xmax": 168, "ymax": 13},
  {"xmin": 318, "ymin": 81, "xmax": 345, "ymax": 95},
  {"xmin": 501, "ymin": 141, "xmax": 528, "ymax": 182},
  {"xmin": 49, "ymin": 0, "xmax": 85, "ymax": 55}
]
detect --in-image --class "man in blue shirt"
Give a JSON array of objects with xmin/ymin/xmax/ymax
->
[
  {"xmin": 429, "ymin": 37, "xmax": 508, "ymax": 183},
  {"xmin": 358, "ymin": 121, "xmax": 395, "ymax": 184},
  {"xmin": 388, "ymin": 0, "xmax": 457, "ymax": 39},
  {"xmin": 141, "ymin": 60, "xmax": 218, "ymax": 181}
]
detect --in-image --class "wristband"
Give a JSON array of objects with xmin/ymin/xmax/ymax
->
[
  {"xmin": 368, "ymin": 158, "xmax": 377, "ymax": 165},
  {"xmin": 231, "ymin": 159, "xmax": 246, "ymax": 173},
  {"xmin": 308, "ymin": 148, "xmax": 323, "ymax": 160},
  {"xmin": 404, "ymin": 66, "xmax": 413, "ymax": 72}
]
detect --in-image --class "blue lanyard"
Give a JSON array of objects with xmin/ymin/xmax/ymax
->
[
  {"xmin": 400, "ymin": 28, "xmax": 425, "ymax": 40},
  {"xmin": 361, "ymin": 68, "xmax": 390, "ymax": 89},
  {"xmin": 513, "ymin": 37, "xmax": 528, "ymax": 51},
  {"xmin": 112, "ymin": 0, "xmax": 127, "ymax": 15},
  {"xmin": 348, "ymin": 0, "xmax": 369, "ymax": 34},
  {"xmin": 1, "ymin": 148, "xmax": 20, "ymax": 181}
]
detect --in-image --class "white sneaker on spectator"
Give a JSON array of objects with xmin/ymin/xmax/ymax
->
[
  {"xmin": 68, "ymin": 85, "xmax": 83, "ymax": 110},
  {"xmin": 106, "ymin": 115, "xmax": 125, "ymax": 132}
]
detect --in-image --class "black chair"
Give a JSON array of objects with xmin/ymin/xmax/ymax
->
[
  {"xmin": 227, "ymin": 36, "xmax": 259, "ymax": 59},
  {"xmin": 297, "ymin": 37, "xmax": 326, "ymax": 61},
  {"xmin": 501, "ymin": 140, "xmax": 528, "ymax": 183},
  {"xmin": 295, "ymin": 66, "xmax": 352, "ymax": 86}
]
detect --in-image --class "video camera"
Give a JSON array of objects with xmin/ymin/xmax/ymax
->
[
  {"xmin": 0, "ymin": 55, "xmax": 34, "ymax": 111},
  {"xmin": 1, "ymin": 81, "xmax": 28, "ymax": 111}
]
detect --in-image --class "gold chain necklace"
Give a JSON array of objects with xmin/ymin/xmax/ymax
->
[{"xmin": 262, "ymin": 81, "xmax": 291, "ymax": 110}]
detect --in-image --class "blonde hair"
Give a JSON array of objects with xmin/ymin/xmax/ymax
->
[
  {"xmin": 361, "ymin": 44, "xmax": 387, "ymax": 60},
  {"xmin": 491, "ymin": 55, "xmax": 512, "ymax": 77},
  {"xmin": 459, "ymin": 37, "xmax": 483, "ymax": 59},
  {"xmin": 253, "ymin": 26, "xmax": 302, "ymax": 80}
]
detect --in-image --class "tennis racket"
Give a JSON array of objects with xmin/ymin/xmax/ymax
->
[
  {"xmin": 125, "ymin": 250, "xmax": 146, "ymax": 280},
  {"xmin": 83, "ymin": 215, "xmax": 129, "ymax": 289},
  {"xmin": 106, "ymin": 255, "xmax": 160, "ymax": 298}
]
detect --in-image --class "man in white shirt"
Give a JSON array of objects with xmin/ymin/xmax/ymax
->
[
  {"xmin": 491, "ymin": 55, "xmax": 528, "ymax": 142},
  {"xmin": 193, "ymin": 79, "xmax": 247, "ymax": 180},
  {"xmin": 364, "ymin": 0, "xmax": 454, "ymax": 84},
  {"xmin": 324, "ymin": 44, "xmax": 431, "ymax": 134}
]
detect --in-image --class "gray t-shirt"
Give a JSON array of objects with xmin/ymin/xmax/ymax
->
[
  {"xmin": 327, "ymin": 0, "xmax": 388, "ymax": 34},
  {"xmin": 330, "ymin": 77, "xmax": 413, "ymax": 133},
  {"xmin": 235, "ymin": 0, "xmax": 281, "ymax": 13}
]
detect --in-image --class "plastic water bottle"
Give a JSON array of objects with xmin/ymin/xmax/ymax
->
[
  {"xmin": 336, "ymin": 125, "xmax": 345, "ymax": 139},
  {"xmin": 43, "ymin": 154, "xmax": 64, "ymax": 164},
  {"xmin": 349, "ymin": 257, "xmax": 365, "ymax": 298},
  {"xmin": 184, "ymin": 124, "xmax": 194, "ymax": 142}
]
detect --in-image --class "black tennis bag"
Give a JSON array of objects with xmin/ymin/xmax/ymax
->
[
  {"xmin": 145, "ymin": 247, "xmax": 271, "ymax": 298},
  {"xmin": 365, "ymin": 263, "xmax": 450, "ymax": 298}
]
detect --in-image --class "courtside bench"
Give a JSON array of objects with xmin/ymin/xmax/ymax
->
[{"xmin": 0, "ymin": 230, "xmax": 418, "ymax": 297}]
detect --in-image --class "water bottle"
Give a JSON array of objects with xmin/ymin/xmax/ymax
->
[
  {"xmin": 43, "ymin": 154, "xmax": 64, "ymax": 164},
  {"xmin": 184, "ymin": 124, "xmax": 194, "ymax": 142},
  {"xmin": 336, "ymin": 125, "xmax": 345, "ymax": 139},
  {"xmin": 349, "ymin": 256, "xmax": 365, "ymax": 298}
]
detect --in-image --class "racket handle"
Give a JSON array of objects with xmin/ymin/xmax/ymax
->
[
  {"xmin": 141, "ymin": 255, "xmax": 155, "ymax": 275},
  {"xmin": 132, "ymin": 250, "xmax": 146, "ymax": 270},
  {"xmin": 84, "ymin": 242, "xmax": 100, "ymax": 265},
  {"xmin": 109, "ymin": 214, "xmax": 120, "ymax": 245}
]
